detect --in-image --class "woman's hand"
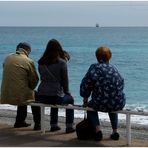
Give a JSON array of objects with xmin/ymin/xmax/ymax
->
[{"xmin": 83, "ymin": 98, "xmax": 88, "ymax": 107}]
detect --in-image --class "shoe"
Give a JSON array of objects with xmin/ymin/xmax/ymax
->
[
  {"xmin": 14, "ymin": 122, "xmax": 31, "ymax": 128},
  {"xmin": 110, "ymin": 132, "xmax": 120, "ymax": 140},
  {"xmin": 95, "ymin": 131, "xmax": 103, "ymax": 141},
  {"xmin": 34, "ymin": 124, "xmax": 41, "ymax": 131},
  {"xmin": 66, "ymin": 127, "xmax": 75, "ymax": 134},
  {"xmin": 50, "ymin": 126, "xmax": 61, "ymax": 132}
]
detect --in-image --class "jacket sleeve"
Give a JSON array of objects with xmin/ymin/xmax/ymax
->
[
  {"xmin": 80, "ymin": 64, "xmax": 94, "ymax": 98},
  {"xmin": 28, "ymin": 61, "xmax": 39, "ymax": 90}
]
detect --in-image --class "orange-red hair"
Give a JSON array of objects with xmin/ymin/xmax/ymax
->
[{"xmin": 95, "ymin": 46, "xmax": 112, "ymax": 62}]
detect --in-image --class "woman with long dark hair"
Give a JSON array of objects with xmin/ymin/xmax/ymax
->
[{"xmin": 37, "ymin": 39, "xmax": 75, "ymax": 133}]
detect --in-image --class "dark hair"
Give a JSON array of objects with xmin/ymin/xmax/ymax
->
[
  {"xmin": 16, "ymin": 42, "xmax": 31, "ymax": 52},
  {"xmin": 38, "ymin": 39, "xmax": 70, "ymax": 65},
  {"xmin": 60, "ymin": 50, "xmax": 70, "ymax": 61}
]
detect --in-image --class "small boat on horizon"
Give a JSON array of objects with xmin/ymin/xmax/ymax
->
[{"xmin": 96, "ymin": 23, "xmax": 99, "ymax": 27}]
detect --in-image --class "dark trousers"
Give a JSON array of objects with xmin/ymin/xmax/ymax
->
[
  {"xmin": 37, "ymin": 94, "xmax": 74, "ymax": 128},
  {"xmin": 15, "ymin": 105, "xmax": 41, "ymax": 125},
  {"xmin": 87, "ymin": 100, "xmax": 118, "ymax": 130}
]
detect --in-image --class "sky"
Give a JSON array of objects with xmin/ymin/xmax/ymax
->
[{"xmin": 0, "ymin": 1, "xmax": 148, "ymax": 27}]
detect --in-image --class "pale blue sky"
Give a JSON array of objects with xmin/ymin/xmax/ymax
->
[{"xmin": 0, "ymin": 1, "xmax": 148, "ymax": 27}]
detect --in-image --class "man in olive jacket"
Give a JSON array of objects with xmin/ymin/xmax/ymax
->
[{"xmin": 1, "ymin": 42, "xmax": 41, "ymax": 130}]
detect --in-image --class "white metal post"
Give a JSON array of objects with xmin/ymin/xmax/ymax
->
[
  {"xmin": 126, "ymin": 113, "xmax": 131, "ymax": 145},
  {"xmin": 41, "ymin": 106, "xmax": 45, "ymax": 134}
]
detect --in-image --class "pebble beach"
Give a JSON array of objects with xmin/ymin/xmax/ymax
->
[{"xmin": 0, "ymin": 108, "xmax": 148, "ymax": 147}]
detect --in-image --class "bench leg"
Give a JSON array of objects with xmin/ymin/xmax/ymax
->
[
  {"xmin": 126, "ymin": 113, "xmax": 131, "ymax": 145},
  {"xmin": 41, "ymin": 106, "xmax": 45, "ymax": 134}
]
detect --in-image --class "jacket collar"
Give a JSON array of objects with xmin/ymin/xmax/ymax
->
[
  {"xmin": 99, "ymin": 59, "xmax": 109, "ymax": 64},
  {"xmin": 16, "ymin": 48, "xmax": 29, "ymax": 57}
]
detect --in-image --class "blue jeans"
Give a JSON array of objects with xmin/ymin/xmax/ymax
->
[
  {"xmin": 87, "ymin": 100, "xmax": 118, "ymax": 131},
  {"xmin": 37, "ymin": 94, "xmax": 74, "ymax": 128}
]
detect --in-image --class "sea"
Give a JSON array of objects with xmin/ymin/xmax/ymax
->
[{"xmin": 0, "ymin": 26, "xmax": 148, "ymax": 125}]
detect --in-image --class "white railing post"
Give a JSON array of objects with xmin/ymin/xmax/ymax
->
[
  {"xmin": 126, "ymin": 113, "xmax": 131, "ymax": 145},
  {"xmin": 41, "ymin": 106, "xmax": 45, "ymax": 134}
]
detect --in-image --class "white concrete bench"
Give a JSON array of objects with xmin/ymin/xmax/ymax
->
[{"xmin": 30, "ymin": 102, "xmax": 148, "ymax": 146}]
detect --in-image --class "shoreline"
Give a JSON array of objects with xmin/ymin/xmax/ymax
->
[
  {"xmin": 0, "ymin": 108, "xmax": 148, "ymax": 140},
  {"xmin": 0, "ymin": 108, "xmax": 148, "ymax": 130},
  {"xmin": 1, "ymin": 104, "xmax": 148, "ymax": 126}
]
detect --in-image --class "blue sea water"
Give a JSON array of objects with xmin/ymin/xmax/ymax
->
[{"xmin": 0, "ymin": 27, "xmax": 148, "ymax": 124}]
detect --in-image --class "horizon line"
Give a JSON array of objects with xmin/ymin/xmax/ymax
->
[{"xmin": 0, "ymin": 25, "xmax": 148, "ymax": 27}]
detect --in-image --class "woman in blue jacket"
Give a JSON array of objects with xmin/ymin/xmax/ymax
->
[{"xmin": 80, "ymin": 46, "xmax": 125, "ymax": 141}]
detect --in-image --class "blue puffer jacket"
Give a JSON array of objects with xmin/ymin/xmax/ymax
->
[{"xmin": 80, "ymin": 61, "xmax": 126, "ymax": 112}]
